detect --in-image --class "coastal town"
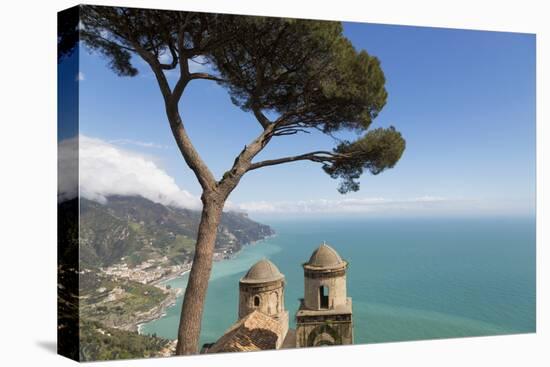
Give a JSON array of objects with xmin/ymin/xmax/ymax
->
[
  {"xmin": 79, "ymin": 242, "xmax": 257, "ymax": 336},
  {"xmin": 100, "ymin": 247, "xmax": 238, "ymax": 286},
  {"xmin": 101, "ymin": 257, "xmax": 192, "ymax": 285},
  {"xmin": 77, "ymin": 245, "xmax": 253, "ymax": 358},
  {"xmin": 67, "ymin": 195, "xmax": 274, "ymax": 360}
]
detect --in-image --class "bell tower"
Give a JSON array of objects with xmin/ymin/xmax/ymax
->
[
  {"xmin": 239, "ymin": 259, "xmax": 289, "ymax": 345},
  {"xmin": 295, "ymin": 243, "xmax": 353, "ymax": 347}
]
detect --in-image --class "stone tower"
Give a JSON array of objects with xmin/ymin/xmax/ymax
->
[
  {"xmin": 296, "ymin": 243, "xmax": 353, "ymax": 347},
  {"xmin": 239, "ymin": 259, "xmax": 289, "ymax": 345}
]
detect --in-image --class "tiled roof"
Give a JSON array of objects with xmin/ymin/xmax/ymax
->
[{"xmin": 207, "ymin": 311, "xmax": 283, "ymax": 353}]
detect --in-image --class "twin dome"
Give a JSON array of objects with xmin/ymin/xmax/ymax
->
[{"xmin": 241, "ymin": 243, "xmax": 344, "ymax": 283}]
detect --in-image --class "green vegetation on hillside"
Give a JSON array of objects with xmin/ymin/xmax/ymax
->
[
  {"xmin": 80, "ymin": 271, "xmax": 167, "ymax": 329},
  {"xmin": 63, "ymin": 195, "xmax": 274, "ymax": 359},
  {"xmin": 167, "ymin": 235, "xmax": 196, "ymax": 264},
  {"xmin": 79, "ymin": 195, "xmax": 274, "ymax": 268},
  {"xmin": 80, "ymin": 319, "xmax": 170, "ymax": 361}
]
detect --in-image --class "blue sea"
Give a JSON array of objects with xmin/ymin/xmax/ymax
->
[{"xmin": 141, "ymin": 217, "xmax": 536, "ymax": 346}]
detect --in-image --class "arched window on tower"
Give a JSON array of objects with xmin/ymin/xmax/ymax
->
[
  {"xmin": 253, "ymin": 295, "xmax": 260, "ymax": 307},
  {"xmin": 320, "ymin": 285, "xmax": 329, "ymax": 309}
]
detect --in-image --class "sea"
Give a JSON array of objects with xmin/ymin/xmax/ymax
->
[{"xmin": 140, "ymin": 217, "xmax": 536, "ymax": 347}]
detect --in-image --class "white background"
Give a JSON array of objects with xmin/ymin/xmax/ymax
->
[{"xmin": 0, "ymin": 0, "xmax": 548, "ymax": 365}]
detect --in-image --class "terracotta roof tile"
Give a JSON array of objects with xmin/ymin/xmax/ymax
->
[{"xmin": 207, "ymin": 311, "xmax": 283, "ymax": 353}]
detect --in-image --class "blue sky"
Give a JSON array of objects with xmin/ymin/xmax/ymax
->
[{"xmin": 67, "ymin": 21, "xmax": 535, "ymax": 217}]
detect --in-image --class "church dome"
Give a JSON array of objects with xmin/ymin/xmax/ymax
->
[
  {"xmin": 241, "ymin": 259, "xmax": 284, "ymax": 283},
  {"xmin": 306, "ymin": 243, "xmax": 344, "ymax": 268}
]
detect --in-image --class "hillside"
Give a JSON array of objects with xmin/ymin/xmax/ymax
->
[
  {"xmin": 79, "ymin": 195, "xmax": 274, "ymax": 268},
  {"xmin": 58, "ymin": 195, "xmax": 274, "ymax": 360},
  {"xmin": 80, "ymin": 319, "xmax": 173, "ymax": 361}
]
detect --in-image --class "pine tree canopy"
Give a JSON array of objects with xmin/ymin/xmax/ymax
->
[{"xmin": 70, "ymin": 5, "xmax": 405, "ymax": 193}]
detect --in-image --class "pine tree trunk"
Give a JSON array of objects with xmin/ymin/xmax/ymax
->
[{"xmin": 175, "ymin": 196, "xmax": 224, "ymax": 355}]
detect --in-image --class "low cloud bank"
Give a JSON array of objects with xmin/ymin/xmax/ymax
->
[
  {"xmin": 232, "ymin": 196, "xmax": 451, "ymax": 214},
  {"xmin": 58, "ymin": 135, "xmax": 202, "ymax": 209},
  {"xmin": 58, "ymin": 135, "xmax": 502, "ymax": 216}
]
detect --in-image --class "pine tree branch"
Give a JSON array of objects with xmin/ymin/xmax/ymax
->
[
  {"xmin": 252, "ymin": 107, "xmax": 271, "ymax": 129},
  {"xmin": 247, "ymin": 151, "xmax": 341, "ymax": 172},
  {"xmin": 159, "ymin": 42, "xmax": 179, "ymax": 70},
  {"xmin": 189, "ymin": 73, "xmax": 225, "ymax": 82}
]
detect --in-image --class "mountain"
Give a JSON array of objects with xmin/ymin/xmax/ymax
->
[
  {"xmin": 59, "ymin": 196, "xmax": 274, "ymax": 360},
  {"xmin": 79, "ymin": 195, "xmax": 274, "ymax": 268}
]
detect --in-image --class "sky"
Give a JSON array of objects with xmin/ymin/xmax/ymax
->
[{"xmin": 60, "ymin": 20, "xmax": 536, "ymax": 218}]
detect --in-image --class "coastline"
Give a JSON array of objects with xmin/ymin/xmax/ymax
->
[
  {"xmin": 151, "ymin": 269, "xmax": 190, "ymax": 287},
  {"xmin": 134, "ymin": 287, "xmax": 182, "ymax": 332},
  {"xmin": 118, "ymin": 286, "xmax": 183, "ymax": 333},
  {"xmin": 135, "ymin": 232, "xmax": 277, "ymax": 337}
]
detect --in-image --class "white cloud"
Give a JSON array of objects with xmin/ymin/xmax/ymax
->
[
  {"xmin": 59, "ymin": 136, "xmax": 510, "ymax": 216},
  {"xmin": 231, "ymin": 196, "xmax": 454, "ymax": 215},
  {"xmin": 230, "ymin": 196, "xmax": 531, "ymax": 216},
  {"xmin": 109, "ymin": 138, "xmax": 170, "ymax": 149},
  {"xmin": 58, "ymin": 135, "xmax": 202, "ymax": 209},
  {"xmin": 76, "ymin": 71, "xmax": 85, "ymax": 81}
]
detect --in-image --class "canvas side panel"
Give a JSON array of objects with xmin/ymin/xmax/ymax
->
[{"xmin": 57, "ymin": 5, "xmax": 80, "ymax": 362}]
